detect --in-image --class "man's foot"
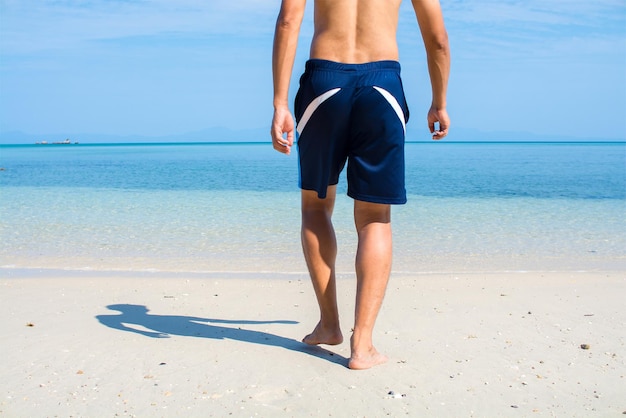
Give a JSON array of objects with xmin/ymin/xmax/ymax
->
[
  {"xmin": 302, "ymin": 322, "xmax": 343, "ymax": 346},
  {"xmin": 348, "ymin": 347, "xmax": 388, "ymax": 370}
]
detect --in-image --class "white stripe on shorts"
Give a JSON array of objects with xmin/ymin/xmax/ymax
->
[
  {"xmin": 373, "ymin": 86, "xmax": 406, "ymax": 134},
  {"xmin": 296, "ymin": 88, "xmax": 341, "ymax": 135}
]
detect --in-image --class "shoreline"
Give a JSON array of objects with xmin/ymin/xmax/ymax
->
[
  {"xmin": 2, "ymin": 270, "xmax": 624, "ymax": 416},
  {"xmin": 2, "ymin": 265, "xmax": 625, "ymax": 280}
]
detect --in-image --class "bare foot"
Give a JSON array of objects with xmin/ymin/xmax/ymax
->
[
  {"xmin": 302, "ymin": 322, "xmax": 343, "ymax": 346},
  {"xmin": 348, "ymin": 347, "xmax": 388, "ymax": 370}
]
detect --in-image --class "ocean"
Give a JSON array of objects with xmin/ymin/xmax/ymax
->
[{"xmin": 1, "ymin": 142, "xmax": 624, "ymax": 274}]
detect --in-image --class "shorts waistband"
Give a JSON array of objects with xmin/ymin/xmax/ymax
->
[{"xmin": 305, "ymin": 59, "xmax": 401, "ymax": 73}]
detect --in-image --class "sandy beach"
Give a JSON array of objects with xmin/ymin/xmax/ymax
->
[{"xmin": 1, "ymin": 269, "xmax": 624, "ymax": 417}]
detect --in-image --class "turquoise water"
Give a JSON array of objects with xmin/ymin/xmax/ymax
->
[{"xmin": 1, "ymin": 142, "xmax": 624, "ymax": 273}]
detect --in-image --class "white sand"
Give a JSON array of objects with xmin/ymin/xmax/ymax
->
[{"xmin": 1, "ymin": 270, "xmax": 624, "ymax": 417}]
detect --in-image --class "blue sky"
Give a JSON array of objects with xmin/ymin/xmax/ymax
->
[{"xmin": 0, "ymin": 0, "xmax": 624, "ymax": 142}]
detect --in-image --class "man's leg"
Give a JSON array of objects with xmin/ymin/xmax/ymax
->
[
  {"xmin": 301, "ymin": 186, "xmax": 344, "ymax": 346},
  {"xmin": 349, "ymin": 200, "xmax": 392, "ymax": 370}
]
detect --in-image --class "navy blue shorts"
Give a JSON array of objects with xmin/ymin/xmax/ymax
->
[{"xmin": 294, "ymin": 59, "xmax": 409, "ymax": 204}]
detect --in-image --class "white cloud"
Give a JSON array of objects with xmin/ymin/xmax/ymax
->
[
  {"xmin": 0, "ymin": 0, "xmax": 279, "ymax": 54},
  {"xmin": 436, "ymin": 0, "xmax": 626, "ymax": 61},
  {"xmin": 445, "ymin": 0, "xmax": 624, "ymax": 27}
]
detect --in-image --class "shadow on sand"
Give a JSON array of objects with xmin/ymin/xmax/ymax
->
[{"xmin": 96, "ymin": 304, "xmax": 347, "ymax": 366}]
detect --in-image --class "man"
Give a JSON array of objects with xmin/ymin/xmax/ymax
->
[{"xmin": 271, "ymin": 0, "xmax": 450, "ymax": 370}]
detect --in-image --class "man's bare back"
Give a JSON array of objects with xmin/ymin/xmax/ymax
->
[
  {"xmin": 272, "ymin": 0, "xmax": 449, "ymax": 154},
  {"xmin": 310, "ymin": 0, "xmax": 402, "ymax": 63}
]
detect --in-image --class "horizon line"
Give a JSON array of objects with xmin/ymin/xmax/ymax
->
[{"xmin": 2, "ymin": 140, "xmax": 625, "ymax": 147}]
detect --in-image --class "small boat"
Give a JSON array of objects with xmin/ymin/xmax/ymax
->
[{"xmin": 36, "ymin": 139, "xmax": 79, "ymax": 145}]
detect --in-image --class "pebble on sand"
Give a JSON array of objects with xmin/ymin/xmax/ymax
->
[{"xmin": 388, "ymin": 391, "xmax": 406, "ymax": 399}]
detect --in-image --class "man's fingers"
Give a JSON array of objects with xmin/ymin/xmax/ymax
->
[
  {"xmin": 427, "ymin": 107, "xmax": 450, "ymax": 140},
  {"xmin": 286, "ymin": 129, "xmax": 294, "ymax": 145},
  {"xmin": 432, "ymin": 125, "xmax": 448, "ymax": 140},
  {"xmin": 273, "ymin": 141, "xmax": 290, "ymax": 154},
  {"xmin": 271, "ymin": 127, "xmax": 292, "ymax": 154},
  {"xmin": 271, "ymin": 109, "xmax": 295, "ymax": 154}
]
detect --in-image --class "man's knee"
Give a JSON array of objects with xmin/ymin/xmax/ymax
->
[
  {"xmin": 301, "ymin": 188, "xmax": 336, "ymax": 217},
  {"xmin": 354, "ymin": 200, "xmax": 391, "ymax": 231}
]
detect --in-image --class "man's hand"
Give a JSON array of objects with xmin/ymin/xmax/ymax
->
[
  {"xmin": 427, "ymin": 106, "xmax": 450, "ymax": 140},
  {"xmin": 271, "ymin": 106, "xmax": 295, "ymax": 154}
]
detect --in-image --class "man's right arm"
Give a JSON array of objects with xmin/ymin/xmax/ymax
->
[
  {"xmin": 411, "ymin": 0, "xmax": 450, "ymax": 140},
  {"xmin": 271, "ymin": 0, "xmax": 306, "ymax": 155}
]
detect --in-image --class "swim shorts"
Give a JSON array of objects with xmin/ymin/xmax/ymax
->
[{"xmin": 294, "ymin": 59, "xmax": 409, "ymax": 204}]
